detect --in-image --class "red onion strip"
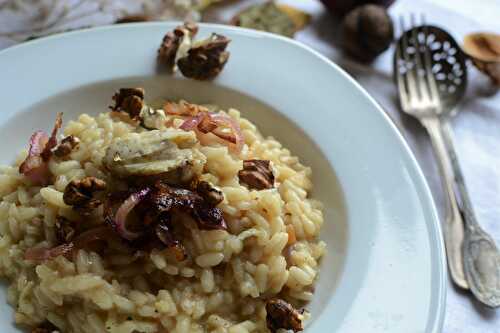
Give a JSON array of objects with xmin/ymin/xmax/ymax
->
[
  {"xmin": 114, "ymin": 188, "xmax": 151, "ymax": 241},
  {"xmin": 19, "ymin": 131, "xmax": 50, "ymax": 185},
  {"xmin": 180, "ymin": 112, "xmax": 206, "ymax": 131},
  {"xmin": 24, "ymin": 225, "xmax": 113, "ymax": 263},
  {"xmin": 19, "ymin": 113, "xmax": 63, "ymax": 185},
  {"xmin": 179, "ymin": 112, "xmax": 244, "ymax": 153},
  {"xmin": 27, "ymin": 131, "xmax": 49, "ymax": 156},
  {"xmin": 208, "ymin": 113, "xmax": 244, "ymax": 152},
  {"xmin": 41, "ymin": 112, "xmax": 63, "ymax": 160}
]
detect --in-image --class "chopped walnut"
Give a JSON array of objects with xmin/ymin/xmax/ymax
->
[
  {"xmin": 195, "ymin": 180, "xmax": 224, "ymax": 206},
  {"xmin": 238, "ymin": 160, "xmax": 275, "ymax": 190},
  {"xmin": 63, "ymin": 177, "xmax": 107, "ymax": 215},
  {"xmin": 146, "ymin": 181, "xmax": 227, "ymax": 231},
  {"xmin": 53, "ymin": 135, "xmax": 79, "ymax": 157},
  {"xmin": 158, "ymin": 22, "xmax": 199, "ymax": 70},
  {"xmin": 177, "ymin": 33, "xmax": 231, "ymax": 80},
  {"xmin": 266, "ymin": 298, "xmax": 304, "ymax": 333},
  {"xmin": 55, "ymin": 217, "xmax": 75, "ymax": 243},
  {"xmin": 110, "ymin": 88, "xmax": 145, "ymax": 119}
]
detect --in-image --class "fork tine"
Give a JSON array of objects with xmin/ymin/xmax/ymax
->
[
  {"xmin": 399, "ymin": 16, "xmax": 419, "ymax": 103},
  {"xmin": 395, "ymin": 21, "xmax": 411, "ymax": 111},
  {"xmin": 411, "ymin": 13, "xmax": 429, "ymax": 102},
  {"xmin": 421, "ymin": 16, "xmax": 441, "ymax": 109},
  {"xmin": 395, "ymin": 42, "xmax": 410, "ymax": 110}
]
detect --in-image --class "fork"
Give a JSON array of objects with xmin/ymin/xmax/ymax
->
[
  {"xmin": 394, "ymin": 15, "xmax": 469, "ymax": 290},
  {"xmin": 394, "ymin": 15, "xmax": 500, "ymax": 307}
]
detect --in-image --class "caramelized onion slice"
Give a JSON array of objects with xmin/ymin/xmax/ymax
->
[{"xmin": 112, "ymin": 188, "xmax": 152, "ymax": 241}]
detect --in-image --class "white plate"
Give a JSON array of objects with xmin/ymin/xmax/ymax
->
[{"xmin": 0, "ymin": 23, "xmax": 446, "ymax": 332}]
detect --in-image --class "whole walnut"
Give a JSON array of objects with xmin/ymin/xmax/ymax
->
[{"xmin": 340, "ymin": 4, "xmax": 394, "ymax": 62}]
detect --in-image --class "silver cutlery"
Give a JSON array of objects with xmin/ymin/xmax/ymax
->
[{"xmin": 394, "ymin": 16, "xmax": 500, "ymax": 307}]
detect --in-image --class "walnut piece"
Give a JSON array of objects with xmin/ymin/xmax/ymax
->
[
  {"xmin": 238, "ymin": 160, "xmax": 274, "ymax": 190},
  {"xmin": 266, "ymin": 298, "xmax": 304, "ymax": 333},
  {"xmin": 63, "ymin": 177, "xmax": 107, "ymax": 215},
  {"xmin": 177, "ymin": 33, "xmax": 231, "ymax": 80},
  {"xmin": 158, "ymin": 22, "xmax": 199, "ymax": 70},
  {"xmin": 110, "ymin": 88, "xmax": 145, "ymax": 119},
  {"xmin": 195, "ymin": 180, "xmax": 224, "ymax": 206},
  {"xmin": 55, "ymin": 217, "xmax": 75, "ymax": 244},
  {"xmin": 145, "ymin": 181, "xmax": 227, "ymax": 231},
  {"xmin": 54, "ymin": 135, "xmax": 79, "ymax": 157}
]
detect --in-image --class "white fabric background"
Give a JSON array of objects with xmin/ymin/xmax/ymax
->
[{"xmin": 1, "ymin": 0, "xmax": 500, "ymax": 332}]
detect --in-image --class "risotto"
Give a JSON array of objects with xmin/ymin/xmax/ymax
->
[{"xmin": 0, "ymin": 88, "xmax": 326, "ymax": 333}]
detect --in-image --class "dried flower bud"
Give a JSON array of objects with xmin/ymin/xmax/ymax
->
[
  {"xmin": 340, "ymin": 4, "xmax": 394, "ymax": 62},
  {"xmin": 177, "ymin": 33, "xmax": 231, "ymax": 80}
]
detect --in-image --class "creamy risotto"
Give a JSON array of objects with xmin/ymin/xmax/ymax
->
[{"xmin": 0, "ymin": 88, "xmax": 325, "ymax": 333}]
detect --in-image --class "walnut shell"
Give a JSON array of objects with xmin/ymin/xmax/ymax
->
[
  {"xmin": 340, "ymin": 4, "xmax": 394, "ymax": 62},
  {"xmin": 463, "ymin": 32, "xmax": 500, "ymax": 86}
]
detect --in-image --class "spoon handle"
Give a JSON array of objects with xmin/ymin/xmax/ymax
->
[
  {"xmin": 421, "ymin": 117, "xmax": 468, "ymax": 289},
  {"xmin": 439, "ymin": 120, "xmax": 484, "ymax": 231},
  {"xmin": 439, "ymin": 120, "xmax": 500, "ymax": 308}
]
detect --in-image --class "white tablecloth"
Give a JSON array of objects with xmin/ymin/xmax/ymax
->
[{"xmin": 1, "ymin": 0, "xmax": 500, "ymax": 332}]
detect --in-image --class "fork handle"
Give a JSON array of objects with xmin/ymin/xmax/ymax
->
[{"xmin": 421, "ymin": 117, "xmax": 469, "ymax": 290}]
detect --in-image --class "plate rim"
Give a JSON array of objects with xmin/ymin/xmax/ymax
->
[{"xmin": 0, "ymin": 22, "xmax": 446, "ymax": 332}]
